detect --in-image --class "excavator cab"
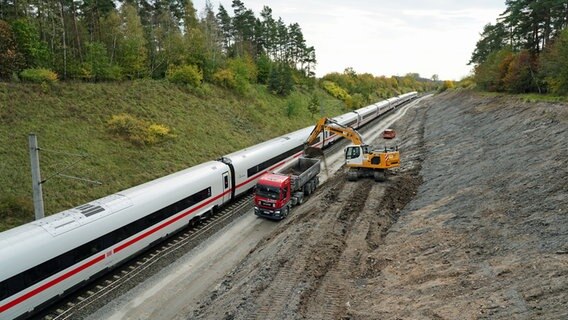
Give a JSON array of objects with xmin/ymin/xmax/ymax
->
[{"xmin": 345, "ymin": 145, "xmax": 364, "ymax": 166}]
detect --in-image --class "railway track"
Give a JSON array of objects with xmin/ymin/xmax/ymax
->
[{"xmin": 40, "ymin": 194, "xmax": 253, "ymax": 320}]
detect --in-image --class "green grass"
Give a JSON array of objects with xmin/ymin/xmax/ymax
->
[
  {"xmin": 473, "ymin": 89, "xmax": 568, "ymax": 103},
  {"xmin": 517, "ymin": 93, "xmax": 568, "ymax": 103},
  {"xmin": 0, "ymin": 80, "xmax": 347, "ymax": 231}
]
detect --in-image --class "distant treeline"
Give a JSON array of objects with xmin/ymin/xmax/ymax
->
[
  {"xmin": 0, "ymin": 0, "xmax": 317, "ymax": 94},
  {"xmin": 321, "ymin": 68, "xmax": 439, "ymax": 109},
  {"xmin": 0, "ymin": 0, "xmax": 438, "ymax": 99},
  {"xmin": 470, "ymin": 0, "xmax": 568, "ymax": 94}
]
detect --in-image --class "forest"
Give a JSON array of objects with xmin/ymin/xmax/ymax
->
[
  {"xmin": 470, "ymin": 0, "xmax": 568, "ymax": 94},
  {"xmin": 0, "ymin": 0, "xmax": 435, "ymax": 106},
  {"xmin": 0, "ymin": 0, "xmax": 318, "ymax": 94}
]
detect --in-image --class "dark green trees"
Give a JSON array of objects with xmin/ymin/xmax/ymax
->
[
  {"xmin": 0, "ymin": 0, "xmax": 316, "ymax": 96},
  {"xmin": 471, "ymin": 0, "xmax": 568, "ymax": 94}
]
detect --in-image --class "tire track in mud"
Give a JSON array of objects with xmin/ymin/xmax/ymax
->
[
  {"xmin": 241, "ymin": 175, "xmax": 366, "ymax": 320},
  {"xmin": 297, "ymin": 180, "xmax": 373, "ymax": 319}
]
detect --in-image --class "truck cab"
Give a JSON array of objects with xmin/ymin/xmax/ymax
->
[{"xmin": 254, "ymin": 173, "xmax": 291, "ymax": 220}]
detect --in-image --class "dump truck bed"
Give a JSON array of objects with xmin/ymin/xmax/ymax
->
[{"xmin": 279, "ymin": 157, "xmax": 321, "ymax": 192}]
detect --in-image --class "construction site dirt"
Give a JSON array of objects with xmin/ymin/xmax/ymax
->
[{"xmin": 190, "ymin": 91, "xmax": 568, "ymax": 320}]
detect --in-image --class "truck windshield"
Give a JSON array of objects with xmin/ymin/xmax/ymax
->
[{"xmin": 256, "ymin": 184, "xmax": 280, "ymax": 200}]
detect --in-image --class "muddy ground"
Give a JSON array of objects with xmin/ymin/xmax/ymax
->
[{"xmin": 190, "ymin": 90, "xmax": 568, "ymax": 320}]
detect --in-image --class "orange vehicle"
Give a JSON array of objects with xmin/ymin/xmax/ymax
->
[
  {"xmin": 383, "ymin": 129, "xmax": 396, "ymax": 139},
  {"xmin": 305, "ymin": 117, "xmax": 400, "ymax": 181}
]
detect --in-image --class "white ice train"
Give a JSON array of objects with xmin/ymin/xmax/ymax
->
[
  {"xmin": 321, "ymin": 91, "xmax": 417, "ymax": 146},
  {"xmin": 0, "ymin": 92, "xmax": 417, "ymax": 319}
]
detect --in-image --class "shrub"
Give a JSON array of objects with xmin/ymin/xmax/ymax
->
[
  {"xmin": 286, "ymin": 96, "xmax": 302, "ymax": 118},
  {"xmin": 307, "ymin": 95, "xmax": 320, "ymax": 117},
  {"xmin": 20, "ymin": 68, "xmax": 58, "ymax": 83},
  {"xmin": 321, "ymin": 80, "xmax": 351, "ymax": 101},
  {"xmin": 439, "ymin": 80, "xmax": 455, "ymax": 92},
  {"xmin": 146, "ymin": 124, "xmax": 172, "ymax": 144},
  {"xmin": 212, "ymin": 68, "xmax": 237, "ymax": 89},
  {"xmin": 166, "ymin": 64, "xmax": 203, "ymax": 87},
  {"xmin": 107, "ymin": 113, "xmax": 173, "ymax": 146}
]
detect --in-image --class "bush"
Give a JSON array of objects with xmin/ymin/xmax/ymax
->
[
  {"xmin": 20, "ymin": 68, "xmax": 58, "ymax": 83},
  {"xmin": 438, "ymin": 80, "xmax": 455, "ymax": 92},
  {"xmin": 321, "ymin": 80, "xmax": 351, "ymax": 101},
  {"xmin": 107, "ymin": 113, "xmax": 173, "ymax": 146},
  {"xmin": 166, "ymin": 64, "xmax": 203, "ymax": 87},
  {"xmin": 286, "ymin": 96, "xmax": 302, "ymax": 118},
  {"xmin": 212, "ymin": 68, "xmax": 237, "ymax": 89},
  {"xmin": 146, "ymin": 124, "xmax": 172, "ymax": 144}
]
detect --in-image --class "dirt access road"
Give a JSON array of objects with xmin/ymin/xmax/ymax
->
[{"xmin": 191, "ymin": 90, "xmax": 568, "ymax": 320}]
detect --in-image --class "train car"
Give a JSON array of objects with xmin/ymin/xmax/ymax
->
[
  {"xmin": 353, "ymin": 104, "xmax": 379, "ymax": 128},
  {"xmin": 322, "ymin": 112, "xmax": 360, "ymax": 146},
  {"xmin": 219, "ymin": 126, "xmax": 313, "ymax": 199},
  {"xmin": 375, "ymin": 100, "xmax": 390, "ymax": 117},
  {"xmin": 0, "ymin": 161, "xmax": 232, "ymax": 319}
]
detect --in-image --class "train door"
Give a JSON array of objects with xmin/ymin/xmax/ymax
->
[{"xmin": 222, "ymin": 171, "xmax": 231, "ymax": 203}]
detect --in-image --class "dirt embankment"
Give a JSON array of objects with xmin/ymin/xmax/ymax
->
[{"xmin": 190, "ymin": 91, "xmax": 567, "ymax": 320}]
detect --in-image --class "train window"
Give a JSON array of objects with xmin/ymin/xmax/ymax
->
[
  {"xmin": 224, "ymin": 176, "xmax": 229, "ymax": 188},
  {"xmin": 0, "ymin": 283, "xmax": 6, "ymax": 300}
]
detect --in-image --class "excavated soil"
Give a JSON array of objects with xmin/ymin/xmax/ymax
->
[{"xmin": 190, "ymin": 91, "xmax": 568, "ymax": 320}]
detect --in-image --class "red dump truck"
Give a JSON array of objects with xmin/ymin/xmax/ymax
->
[{"xmin": 254, "ymin": 157, "xmax": 321, "ymax": 220}]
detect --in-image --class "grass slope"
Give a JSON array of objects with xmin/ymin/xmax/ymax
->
[{"xmin": 0, "ymin": 80, "xmax": 347, "ymax": 231}]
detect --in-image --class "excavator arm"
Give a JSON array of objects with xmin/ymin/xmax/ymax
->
[{"xmin": 305, "ymin": 117, "xmax": 364, "ymax": 146}]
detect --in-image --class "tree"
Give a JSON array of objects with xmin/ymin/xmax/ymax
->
[
  {"xmin": 10, "ymin": 19, "xmax": 49, "ymax": 68},
  {"xmin": 474, "ymin": 48, "xmax": 514, "ymax": 92},
  {"xmin": 268, "ymin": 62, "xmax": 293, "ymax": 96},
  {"xmin": 540, "ymin": 27, "xmax": 568, "ymax": 94},
  {"xmin": 470, "ymin": 22, "xmax": 508, "ymax": 64},
  {"xmin": 216, "ymin": 5, "xmax": 232, "ymax": 53},
  {"xmin": 80, "ymin": 0, "xmax": 115, "ymax": 42},
  {"xmin": 256, "ymin": 53, "xmax": 271, "ymax": 84},
  {"xmin": 150, "ymin": 10, "xmax": 185, "ymax": 78},
  {"xmin": 200, "ymin": 0, "xmax": 223, "ymax": 80},
  {"xmin": 0, "ymin": 20, "xmax": 22, "ymax": 79},
  {"xmin": 308, "ymin": 94, "xmax": 320, "ymax": 117},
  {"xmin": 118, "ymin": 4, "xmax": 148, "ymax": 78},
  {"xmin": 503, "ymin": 50, "xmax": 538, "ymax": 93}
]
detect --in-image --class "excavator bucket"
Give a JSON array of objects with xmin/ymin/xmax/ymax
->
[{"xmin": 304, "ymin": 146, "xmax": 324, "ymax": 158}]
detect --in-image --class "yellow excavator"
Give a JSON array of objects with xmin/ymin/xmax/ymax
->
[{"xmin": 305, "ymin": 117, "xmax": 400, "ymax": 181}]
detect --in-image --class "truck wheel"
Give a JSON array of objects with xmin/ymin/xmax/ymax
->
[
  {"xmin": 282, "ymin": 206, "xmax": 289, "ymax": 219},
  {"xmin": 304, "ymin": 184, "xmax": 311, "ymax": 196}
]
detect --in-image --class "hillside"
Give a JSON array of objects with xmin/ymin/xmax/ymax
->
[{"xmin": 0, "ymin": 81, "xmax": 348, "ymax": 231}]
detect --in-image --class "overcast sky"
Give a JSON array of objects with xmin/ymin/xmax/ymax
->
[{"xmin": 193, "ymin": 0, "xmax": 506, "ymax": 80}]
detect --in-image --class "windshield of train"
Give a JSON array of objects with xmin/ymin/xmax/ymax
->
[{"xmin": 256, "ymin": 184, "xmax": 280, "ymax": 200}]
